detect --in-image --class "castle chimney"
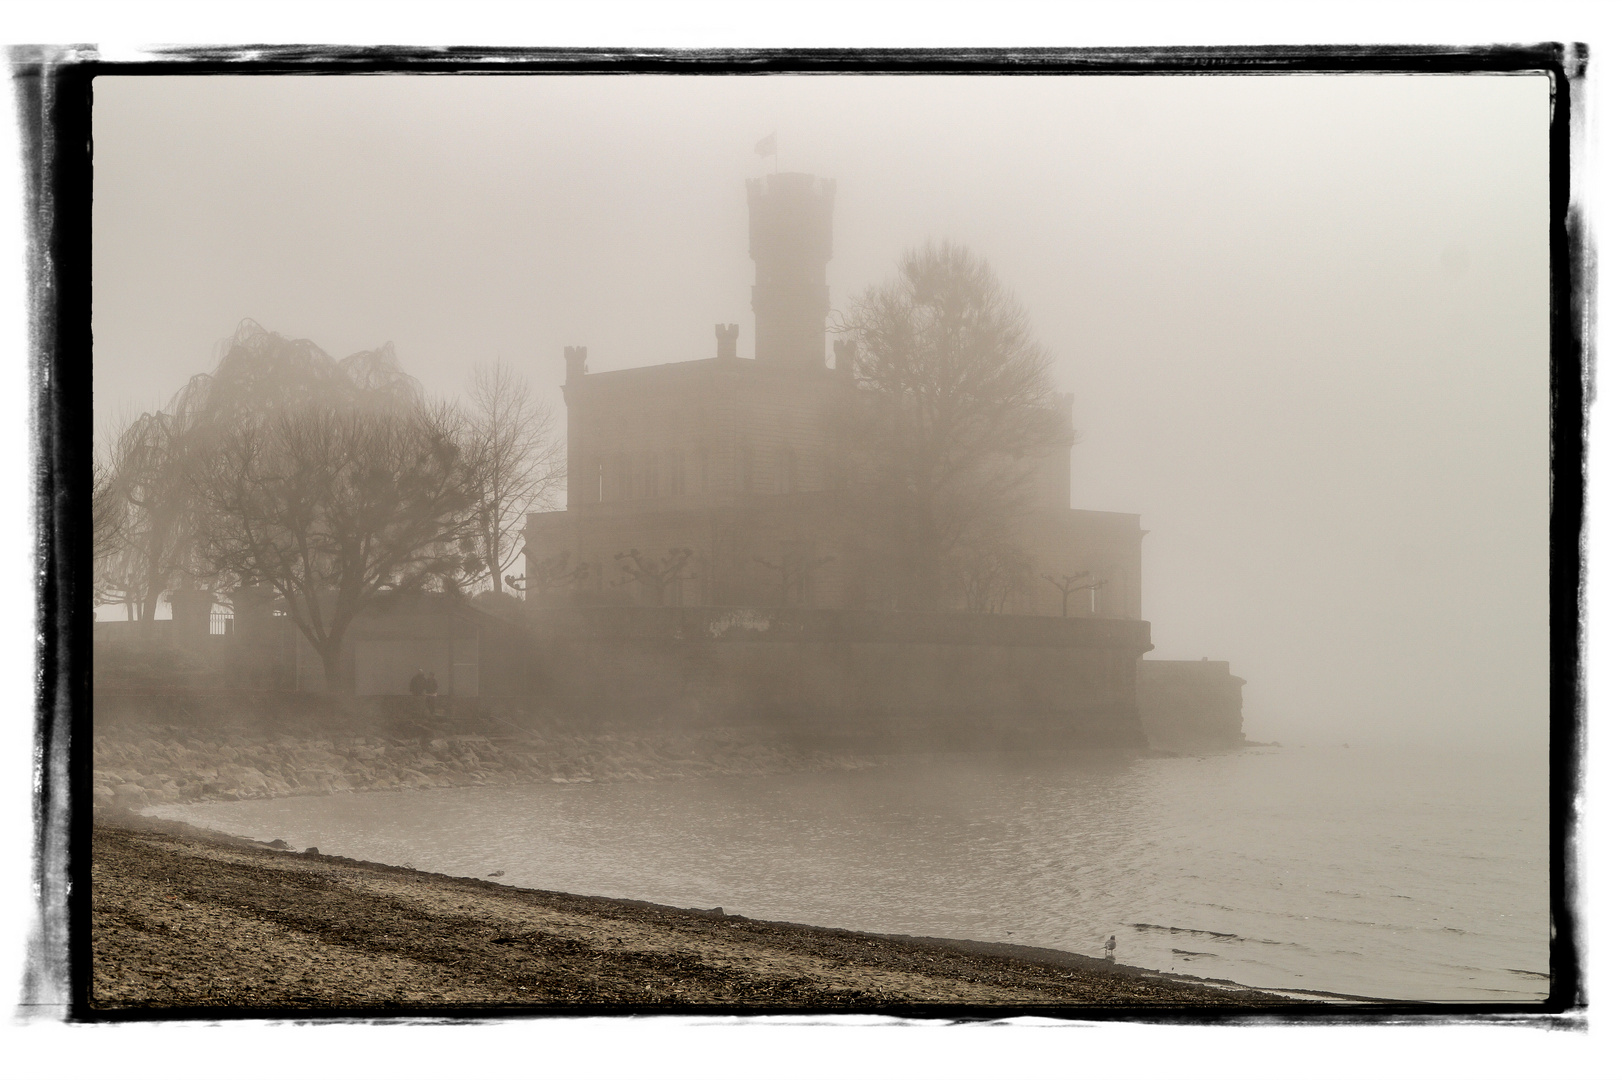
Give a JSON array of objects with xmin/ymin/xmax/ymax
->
[
  {"xmin": 746, "ymin": 173, "xmax": 835, "ymax": 368},
  {"xmin": 832, "ymin": 339, "xmax": 856, "ymax": 378},
  {"xmin": 563, "ymin": 346, "xmax": 587, "ymax": 510},
  {"xmin": 564, "ymin": 345, "xmax": 587, "ymax": 383},
  {"xmin": 715, "ymin": 323, "xmax": 739, "ymax": 360}
]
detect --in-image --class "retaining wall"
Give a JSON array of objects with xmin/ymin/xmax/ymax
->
[
  {"xmin": 1136, "ymin": 659, "xmax": 1247, "ymax": 750},
  {"xmin": 527, "ymin": 606, "xmax": 1154, "ymax": 750}
]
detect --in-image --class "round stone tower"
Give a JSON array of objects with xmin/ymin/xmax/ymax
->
[{"xmin": 746, "ymin": 172, "xmax": 835, "ymax": 367}]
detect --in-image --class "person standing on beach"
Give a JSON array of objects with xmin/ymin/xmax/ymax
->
[{"xmin": 409, "ymin": 668, "xmax": 427, "ymax": 715}]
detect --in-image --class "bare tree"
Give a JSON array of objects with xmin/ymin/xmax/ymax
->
[
  {"xmin": 753, "ymin": 549, "xmax": 836, "ymax": 607},
  {"xmin": 615, "ymin": 548, "xmax": 694, "ymax": 606},
  {"xmin": 1043, "ymin": 570, "xmax": 1106, "ymax": 617},
  {"xmin": 957, "ymin": 536, "xmax": 1032, "ymax": 614},
  {"xmin": 506, "ymin": 548, "xmax": 590, "ymax": 596},
  {"xmin": 464, "ymin": 363, "xmax": 565, "ymax": 596},
  {"xmin": 189, "ymin": 402, "xmax": 476, "ymax": 692},
  {"xmin": 837, "ymin": 241, "xmax": 1071, "ymax": 610},
  {"xmin": 96, "ymin": 321, "xmax": 425, "ymax": 623}
]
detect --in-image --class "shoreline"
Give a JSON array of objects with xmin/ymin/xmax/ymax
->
[
  {"xmin": 94, "ymin": 714, "xmax": 1253, "ymax": 813},
  {"xmin": 93, "ymin": 720, "xmax": 881, "ymax": 811},
  {"xmin": 92, "ymin": 809, "xmax": 1313, "ymax": 1012}
]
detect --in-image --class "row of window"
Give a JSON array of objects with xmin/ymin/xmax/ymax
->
[{"xmin": 583, "ymin": 446, "xmax": 804, "ymax": 502}]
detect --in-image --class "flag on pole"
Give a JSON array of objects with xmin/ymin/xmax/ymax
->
[{"xmin": 754, "ymin": 133, "xmax": 777, "ymax": 157}]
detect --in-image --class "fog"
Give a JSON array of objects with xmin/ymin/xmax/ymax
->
[{"xmin": 92, "ymin": 73, "xmax": 1551, "ymax": 749}]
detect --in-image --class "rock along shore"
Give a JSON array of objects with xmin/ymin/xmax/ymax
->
[
  {"xmin": 93, "ymin": 722, "xmax": 875, "ymax": 810},
  {"xmin": 91, "ymin": 812, "xmax": 1298, "ymax": 1013}
]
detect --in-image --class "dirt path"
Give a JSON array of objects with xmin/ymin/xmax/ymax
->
[{"xmin": 90, "ymin": 815, "xmax": 1294, "ymax": 1013}]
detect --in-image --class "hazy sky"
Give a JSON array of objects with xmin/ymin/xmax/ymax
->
[{"xmin": 92, "ymin": 73, "xmax": 1551, "ymax": 746}]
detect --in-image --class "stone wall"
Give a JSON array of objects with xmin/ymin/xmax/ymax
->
[
  {"xmin": 95, "ymin": 607, "xmax": 1158, "ymax": 757},
  {"xmin": 528, "ymin": 606, "xmax": 1153, "ymax": 750},
  {"xmin": 1136, "ymin": 659, "xmax": 1247, "ymax": 750}
]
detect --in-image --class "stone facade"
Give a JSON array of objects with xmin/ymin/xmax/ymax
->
[{"xmin": 525, "ymin": 172, "xmax": 1145, "ymax": 618}]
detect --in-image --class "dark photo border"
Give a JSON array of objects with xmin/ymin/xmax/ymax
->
[{"xmin": 16, "ymin": 42, "xmax": 1588, "ymax": 1027}]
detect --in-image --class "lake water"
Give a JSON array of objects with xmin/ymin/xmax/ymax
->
[{"xmin": 145, "ymin": 743, "xmax": 1551, "ymax": 1003}]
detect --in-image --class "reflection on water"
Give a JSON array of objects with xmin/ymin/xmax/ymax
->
[{"xmin": 148, "ymin": 744, "xmax": 1549, "ymax": 1002}]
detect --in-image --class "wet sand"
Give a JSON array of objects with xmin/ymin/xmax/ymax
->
[{"xmin": 91, "ymin": 812, "xmax": 1297, "ymax": 1014}]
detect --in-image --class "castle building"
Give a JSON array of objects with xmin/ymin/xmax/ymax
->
[{"xmin": 524, "ymin": 173, "xmax": 1144, "ymax": 617}]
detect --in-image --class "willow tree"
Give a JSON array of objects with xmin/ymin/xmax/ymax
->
[
  {"xmin": 92, "ymin": 453, "xmax": 137, "ymax": 615},
  {"xmin": 97, "ymin": 320, "xmax": 428, "ymax": 618},
  {"xmin": 838, "ymin": 241, "xmax": 1071, "ymax": 611},
  {"xmin": 100, "ymin": 399, "xmax": 207, "ymax": 621}
]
